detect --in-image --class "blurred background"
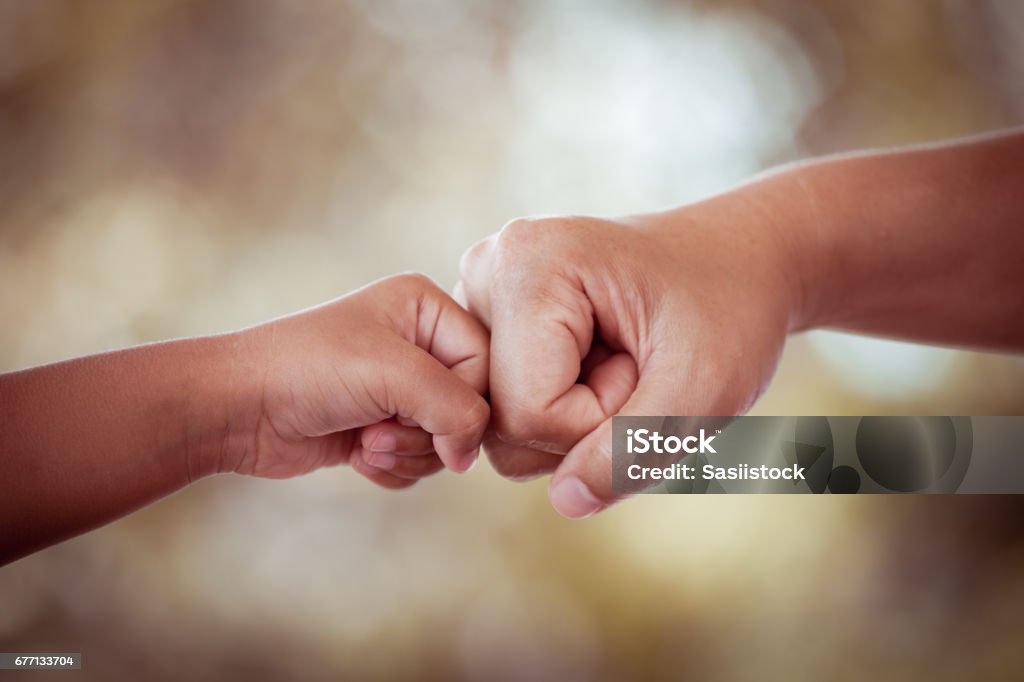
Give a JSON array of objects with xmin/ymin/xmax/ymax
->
[{"xmin": 2, "ymin": 0, "xmax": 1024, "ymax": 679}]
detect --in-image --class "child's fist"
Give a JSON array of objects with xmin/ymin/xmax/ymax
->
[{"xmin": 220, "ymin": 274, "xmax": 489, "ymax": 489}]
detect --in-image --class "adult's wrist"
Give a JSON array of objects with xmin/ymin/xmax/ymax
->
[
  {"xmin": 763, "ymin": 163, "xmax": 839, "ymax": 334},
  {"xmin": 637, "ymin": 169, "xmax": 827, "ymax": 336},
  {"xmin": 717, "ymin": 159, "xmax": 849, "ymax": 336}
]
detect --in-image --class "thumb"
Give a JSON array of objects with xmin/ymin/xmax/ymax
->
[{"xmin": 547, "ymin": 353, "xmax": 694, "ymax": 519}]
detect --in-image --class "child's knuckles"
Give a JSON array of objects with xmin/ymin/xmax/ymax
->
[
  {"xmin": 389, "ymin": 272, "xmax": 443, "ymax": 298},
  {"xmin": 457, "ymin": 397, "xmax": 491, "ymax": 435}
]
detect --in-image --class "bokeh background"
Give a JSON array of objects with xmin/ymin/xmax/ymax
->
[{"xmin": 2, "ymin": 1, "xmax": 1024, "ymax": 679}]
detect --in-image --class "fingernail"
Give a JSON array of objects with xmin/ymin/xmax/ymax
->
[
  {"xmin": 454, "ymin": 447, "xmax": 479, "ymax": 474},
  {"xmin": 370, "ymin": 432, "xmax": 398, "ymax": 453},
  {"xmin": 367, "ymin": 452, "xmax": 397, "ymax": 469},
  {"xmin": 549, "ymin": 477, "xmax": 602, "ymax": 519}
]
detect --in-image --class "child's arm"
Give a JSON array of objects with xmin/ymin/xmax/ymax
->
[
  {"xmin": 0, "ymin": 274, "xmax": 489, "ymax": 564},
  {"xmin": 457, "ymin": 128, "xmax": 1024, "ymax": 517}
]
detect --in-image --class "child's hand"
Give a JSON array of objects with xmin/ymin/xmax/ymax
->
[
  {"xmin": 220, "ymin": 274, "xmax": 490, "ymax": 489},
  {"xmin": 1, "ymin": 273, "xmax": 488, "ymax": 562}
]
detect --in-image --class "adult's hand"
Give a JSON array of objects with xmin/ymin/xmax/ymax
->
[
  {"xmin": 458, "ymin": 188, "xmax": 802, "ymax": 518},
  {"xmin": 460, "ymin": 129, "xmax": 1024, "ymax": 519}
]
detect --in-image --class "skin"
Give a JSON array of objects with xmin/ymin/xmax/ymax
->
[
  {"xmin": 457, "ymin": 128, "xmax": 1024, "ymax": 519},
  {"xmin": 0, "ymin": 274, "xmax": 490, "ymax": 565},
  {"xmin": 3, "ymin": 130, "xmax": 1022, "ymax": 561}
]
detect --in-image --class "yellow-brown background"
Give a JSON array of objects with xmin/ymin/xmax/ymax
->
[{"xmin": 2, "ymin": 1, "xmax": 1023, "ymax": 680}]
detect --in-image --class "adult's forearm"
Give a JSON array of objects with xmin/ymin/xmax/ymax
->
[
  {"xmin": 781, "ymin": 129, "xmax": 1024, "ymax": 348},
  {"xmin": 0, "ymin": 335, "xmax": 242, "ymax": 564}
]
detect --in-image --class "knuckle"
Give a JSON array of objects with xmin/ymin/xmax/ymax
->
[
  {"xmin": 497, "ymin": 216, "xmax": 550, "ymax": 251},
  {"xmin": 492, "ymin": 402, "xmax": 547, "ymax": 445},
  {"xmin": 391, "ymin": 271, "xmax": 440, "ymax": 295},
  {"xmin": 458, "ymin": 238, "xmax": 489, "ymax": 280},
  {"xmin": 498, "ymin": 215, "xmax": 588, "ymax": 248},
  {"xmin": 494, "ymin": 216, "xmax": 592, "ymax": 275},
  {"xmin": 484, "ymin": 448, "xmax": 520, "ymax": 479},
  {"xmin": 485, "ymin": 441, "xmax": 559, "ymax": 481},
  {"xmin": 387, "ymin": 478, "xmax": 418, "ymax": 490},
  {"xmin": 461, "ymin": 396, "xmax": 491, "ymax": 433},
  {"xmin": 489, "ymin": 454, "xmax": 542, "ymax": 482}
]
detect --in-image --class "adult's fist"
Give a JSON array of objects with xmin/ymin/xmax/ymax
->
[{"xmin": 458, "ymin": 194, "xmax": 801, "ymax": 518}]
